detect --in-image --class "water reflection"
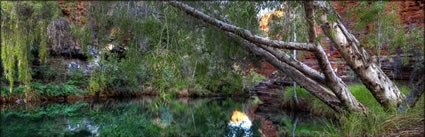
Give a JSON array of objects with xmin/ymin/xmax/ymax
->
[
  {"xmin": 66, "ymin": 118, "xmax": 100, "ymax": 136},
  {"xmin": 228, "ymin": 110, "xmax": 253, "ymax": 137},
  {"xmin": 1, "ymin": 96, "xmax": 330, "ymax": 137},
  {"xmin": 291, "ymin": 114, "xmax": 299, "ymax": 137}
]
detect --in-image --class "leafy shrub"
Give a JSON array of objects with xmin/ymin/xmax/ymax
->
[
  {"xmin": 242, "ymin": 69, "xmax": 266, "ymax": 91},
  {"xmin": 37, "ymin": 59, "xmax": 66, "ymax": 83},
  {"xmin": 31, "ymin": 81, "xmax": 87, "ymax": 96},
  {"xmin": 1, "ymin": 87, "xmax": 8, "ymax": 97},
  {"xmin": 68, "ymin": 69, "xmax": 88, "ymax": 87},
  {"xmin": 202, "ymin": 72, "xmax": 243, "ymax": 94},
  {"xmin": 88, "ymin": 53, "xmax": 145, "ymax": 95}
]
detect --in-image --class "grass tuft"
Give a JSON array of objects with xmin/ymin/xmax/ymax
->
[
  {"xmin": 283, "ymin": 83, "xmax": 424, "ymax": 136},
  {"xmin": 321, "ymin": 83, "xmax": 424, "ymax": 136}
]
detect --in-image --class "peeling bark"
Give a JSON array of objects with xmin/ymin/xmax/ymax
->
[
  {"xmin": 313, "ymin": 1, "xmax": 405, "ymax": 109},
  {"xmin": 304, "ymin": 2, "xmax": 366, "ymax": 112}
]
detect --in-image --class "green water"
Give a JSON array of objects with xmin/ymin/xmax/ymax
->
[{"xmin": 1, "ymin": 97, "xmax": 329, "ymax": 137}]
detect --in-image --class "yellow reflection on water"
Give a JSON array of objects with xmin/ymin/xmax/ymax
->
[{"xmin": 228, "ymin": 110, "xmax": 253, "ymax": 137}]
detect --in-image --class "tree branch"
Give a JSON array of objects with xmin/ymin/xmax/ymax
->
[
  {"xmin": 257, "ymin": 44, "xmax": 326, "ymax": 83},
  {"xmin": 226, "ymin": 32, "xmax": 344, "ymax": 113},
  {"xmin": 304, "ymin": 1, "xmax": 366, "ymax": 112},
  {"xmin": 169, "ymin": 1, "xmax": 315, "ymax": 51}
]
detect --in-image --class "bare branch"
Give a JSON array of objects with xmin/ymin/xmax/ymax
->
[
  {"xmin": 304, "ymin": 1, "xmax": 366, "ymax": 112},
  {"xmin": 226, "ymin": 32, "xmax": 343, "ymax": 112},
  {"xmin": 257, "ymin": 45, "xmax": 326, "ymax": 83},
  {"xmin": 169, "ymin": 1, "xmax": 315, "ymax": 51}
]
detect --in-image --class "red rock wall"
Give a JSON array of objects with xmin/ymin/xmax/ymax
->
[
  {"xmin": 331, "ymin": 1, "xmax": 424, "ymax": 27},
  {"xmin": 246, "ymin": 61, "xmax": 278, "ymax": 78},
  {"xmin": 393, "ymin": 1, "xmax": 424, "ymax": 27},
  {"xmin": 297, "ymin": 1, "xmax": 424, "ymax": 80},
  {"xmin": 251, "ymin": 1, "xmax": 423, "ymax": 80},
  {"xmin": 57, "ymin": 0, "xmax": 86, "ymax": 25}
]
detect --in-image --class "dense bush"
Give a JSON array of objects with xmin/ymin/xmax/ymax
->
[
  {"xmin": 1, "ymin": 1, "xmax": 265, "ymax": 98},
  {"xmin": 32, "ymin": 80, "xmax": 88, "ymax": 96},
  {"xmin": 1, "ymin": 81, "xmax": 87, "ymax": 98}
]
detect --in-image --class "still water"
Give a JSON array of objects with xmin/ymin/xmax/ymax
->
[{"xmin": 1, "ymin": 96, "xmax": 329, "ymax": 137}]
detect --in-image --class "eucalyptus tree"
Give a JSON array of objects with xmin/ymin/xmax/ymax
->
[
  {"xmin": 312, "ymin": 1, "xmax": 405, "ymax": 109},
  {"xmin": 168, "ymin": 1, "xmax": 415, "ymax": 112},
  {"xmin": 342, "ymin": 1, "xmax": 424, "ymax": 111}
]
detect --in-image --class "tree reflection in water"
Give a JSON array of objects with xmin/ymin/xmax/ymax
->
[{"xmin": 1, "ymin": 97, "xmax": 329, "ymax": 137}]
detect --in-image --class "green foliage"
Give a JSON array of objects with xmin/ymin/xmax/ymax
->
[
  {"xmin": 2, "ymin": 1, "xmax": 272, "ymax": 97},
  {"xmin": 281, "ymin": 83, "xmax": 424, "ymax": 136},
  {"xmin": 68, "ymin": 69, "xmax": 87, "ymax": 86},
  {"xmin": 1, "ymin": 102, "xmax": 89, "ymax": 137},
  {"xmin": 36, "ymin": 59, "xmax": 67, "ymax": 83},
  {"xmin": 1, "ymin": 1, "xmax": 60, "ymax": 95},
  {"xmin": 346, "ymin": 1, "xmax": 424, "ymax": 66},
  {"xmin": 88, "ymin": 53, "xmax": 145, "ymax": 96},
  {"xmin": 284, "ymin": 86, "xmax": 311, "ymax": 99},
  {"xmin": 243, "ymin": 69, "xmax": 266, "ymax": 90},
  {"xmin": 283, "ymin": 83, "xmax": 423, "ymax": 135},
  {"xmin": 1, "ymin": 80, "xmax": 87, "ymax": 98},
  {"xmin": 34, "ymin": 80, "xmax": 88, "ymax": 96},
  {"xmin": 70, "ymin": 25, "xmax": 91, "ymax": 54},
  {"xmin": 88, "ymin": 68, "xmax": 107, "ymax": 96},
  {"xmin": 284, "ymin": 83, "xmax": 417, "ymax": 112},
  {"xmin": 0, "ymin": 97, "xmax": 256, "ymax": 137},
  {"xmin": 2, "ymin": 102, "xmax": 88, "ymax": 118},
  {"xmin": 284, "ymin": 85, "xmax": 333, "ymax": 113},
  {"xmin": 276, "ymin": 115, "xmax": 326, "ymax": 136},
  {"xmin": 320, "ymin": 84, "xmax": 424, "ymax": 136}
]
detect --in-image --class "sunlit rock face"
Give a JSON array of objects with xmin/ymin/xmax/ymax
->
[{"xmin": 227, "ymin": 110, "xmax": 253, "ymax": 137}]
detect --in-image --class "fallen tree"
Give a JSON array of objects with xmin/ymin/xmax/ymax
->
[{"xmin": 168, "ymin": 1, "xmax": 410, "ymax": 112}]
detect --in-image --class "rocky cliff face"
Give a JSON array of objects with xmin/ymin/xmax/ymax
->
[
  {"xmin": 389, "ymin": 1, "xmax": 424, "ymax": 27},
  {"xmin": 331, "ymin": 1, "xmax": 424, "ymax": 28},
  {"xmin": 57, "ymin": 0, "xmax": 86, "ymax": 25},
  {"xmin": 329, "ymin": 1, "xmax": 424, "ymax": 81}
]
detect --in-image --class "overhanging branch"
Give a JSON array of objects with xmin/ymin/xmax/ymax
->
[
  {"xmin": 169, "ymin": 1, "xmax": 315, "ymax": 51},
  {"xmin": 257, "ymin": 44, "xmax": 326, "ymax": 83},
  {"xmin": 225, "ymin": 32, "xmax": 343, "ymax": 113}
]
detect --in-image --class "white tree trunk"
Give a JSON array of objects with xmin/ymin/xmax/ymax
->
[
  {"xmin": 304, "ymin": 2, "xmax": 366, "ymax": 112},
  {"xmin": 313, "ymin": 1, "xmax": 405, "ymax": 109}
]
